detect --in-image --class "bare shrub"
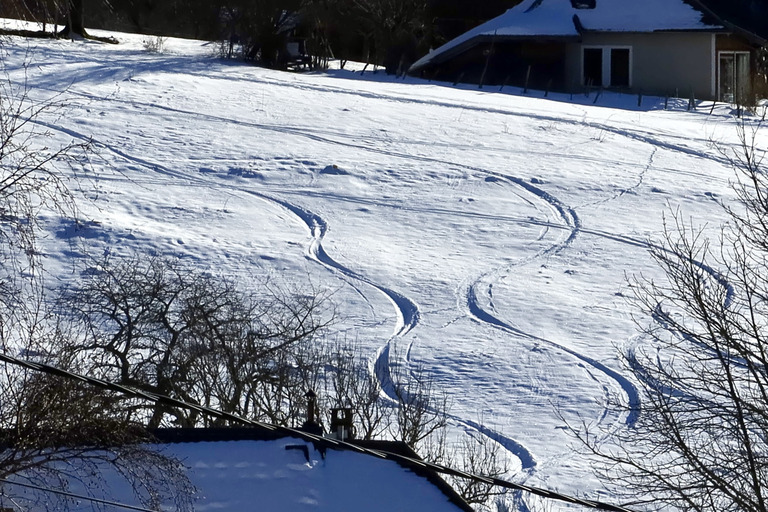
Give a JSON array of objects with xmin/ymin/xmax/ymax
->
[
  {"xmin": 388, "ymin": 349, "xmax": 449, "ymax": 452},
  {"xmin": 575, "ymin": 116, "xmax": 768, "ymax": 511},
  {"xmin": 141, "ymin": 35, "xmax": 168, "ymax": 53},
  {"xmin": 322, "ymin": 337, "xmax": 390, "ymax": 440},
  {"xmin": 57, "ymin": 255, "xmax": 335, "ymax": 428},
  {"xmin": 450, "ymin": 432, "xmax": 510, "ymax": 508},
  {"xmin": 0, "ymin": 363, "xmax": 195, "ymax": 511}
]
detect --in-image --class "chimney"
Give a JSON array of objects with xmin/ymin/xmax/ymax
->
[
  {"xmin": 300, "ymin": 390, "xmax": 324, "ymax": 435},
  {"xmin": 329, "ymin": 407, "xmax": 355, "ymax": 441}
]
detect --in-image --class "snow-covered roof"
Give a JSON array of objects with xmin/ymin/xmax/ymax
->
[
  {"xmin": 11, "ymin": 435, "xmax": 470, "ymax": 512},
  {"xmin": 156, "ymin": 438, "xmax": 470, "ymax": 511},
  {"xmin": 411, "ymin": 0, "xmax": 724, "ymax": 71}
]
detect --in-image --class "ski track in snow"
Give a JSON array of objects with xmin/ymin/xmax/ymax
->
[
  {"xmin": 33, "ymin": 102, "xmax": 634, "ymax": 481},
  {"xmin": 34, "ymin": 83, "xmax": 734, "ymax": 492},
  {"xmin": 117, "ymin": 70, "xmax": 736, "ymax": 169},
  {"xmin": 460, "ymin": 418, "xmax": 537, "ymax": 474},
  {"xmin": 463, "ymin": 173, "xmax": 642, "ymax": 427},
  {"xmin": 250, "ymin": 192, "xmax": 420, "ymax": 339},
  {"xmin": 48, "ymin": 83, "xmax": 736, "ymax": 178},
  {"xmin": 242, "ymin": 192, "xmax": 425, "ymax": 406},
  {"xmin": 469, "ymin": 279, "xmax": 642, "ymax": 427}
]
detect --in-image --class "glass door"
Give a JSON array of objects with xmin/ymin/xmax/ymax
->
[{"xmin": 719, "ymin": 52, "xmax": 750, "ymax": 103}]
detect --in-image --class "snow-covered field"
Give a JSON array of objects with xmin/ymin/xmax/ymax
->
[{"xmin": 2, "ymin": 24, "xmax": 763, "ymax": 509}]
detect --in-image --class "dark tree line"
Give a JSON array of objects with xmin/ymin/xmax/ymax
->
[
  {"xmin": 2, "ymin": 0, "xmax": 767, "ymax": 72},
  {"xmin": 1, "ymin": 0, "xmax": 521, "ymax": 69},
  {"xmin": 700, "ymin": 0, "xmax": 768, "ymax": 39}
]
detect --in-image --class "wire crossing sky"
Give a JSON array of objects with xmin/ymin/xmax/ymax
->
[{"xmin": 0, "ymin": 352, "xmax": 635, "ymax": 512}]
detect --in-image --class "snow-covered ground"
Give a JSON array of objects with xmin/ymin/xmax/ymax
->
[{"xmin": 2, "ymin": 23, "xmax": 763, "ymax": 510}]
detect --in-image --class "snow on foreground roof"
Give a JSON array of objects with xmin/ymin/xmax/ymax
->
[
  {"xmin": 411, "ymin": 0, "xmax": 722, "ymax": 70},
  {"xmin": 53, "ymin": 438, "xmax": 466, "ymax": 511}
]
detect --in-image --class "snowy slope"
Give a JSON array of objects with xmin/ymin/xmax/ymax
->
[{"xmin": 1, "ymin": 23, "xmax": 761, "ymax": 510}]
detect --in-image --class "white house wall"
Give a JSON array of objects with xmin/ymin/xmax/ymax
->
[{"xmin": 566, "ymin": 32, "xmax": 717, "ymax": 100}]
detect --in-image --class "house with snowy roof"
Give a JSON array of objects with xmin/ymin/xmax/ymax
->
[
  {"xmin": 147, "ymin": 428, "xmax": 475, "ymax": 512},
  {"xmin": 0, "ymin": 426, "xmax": 474, "ymax": 512},
  {"xmin": 409, "ymin": 0, "xmax": 766, "ymax": 102}
]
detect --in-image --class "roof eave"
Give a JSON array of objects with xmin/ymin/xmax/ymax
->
[
  {"xmin": 410, "ymin": 33, "xmax": 579, "ymax": 72},
  {"xmin": 682, "ymin": 0, "xmax": 767, "ymax": 46},
  {"xmin": 577, "ymin": 28, "xmax": 728, "ymax": 34}
]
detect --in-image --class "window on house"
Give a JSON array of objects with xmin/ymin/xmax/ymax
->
[
  {"xmin": 583, "ymin": 48, "xmax": 603, "ymax": 86},
  {"xmin": 582, "ymin": 46, "xmax": 632, "ymax": 88},
  {"xmin": 610, "ymin": 48, "xmax": 630, "ymax": 87}
]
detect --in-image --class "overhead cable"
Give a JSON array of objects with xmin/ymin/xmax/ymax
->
[
  {"xmin": 0, "ymin": 478, "xmax": 158, "ymax": 512},
  {"xmin": 0, "ymin": 351, "xmax": 636, "ymax": 512}
]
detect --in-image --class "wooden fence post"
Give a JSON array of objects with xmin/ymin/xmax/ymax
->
[{"xmin": 523, "ymin": 65, "xmax": 531, "ymax": 94}]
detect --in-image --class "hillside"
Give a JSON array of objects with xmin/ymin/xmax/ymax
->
[{"xmin": 1, "ymin": 24, "xmax": 763, "ymax": 510}]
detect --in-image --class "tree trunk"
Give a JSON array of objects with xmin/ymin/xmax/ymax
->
[{"xmin": 62, "ymin": 0, "xmax": 87, "ymax": 37}]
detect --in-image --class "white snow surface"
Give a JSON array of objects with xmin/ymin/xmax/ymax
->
[
  {"xmin": 410, "ymin": 0, "xmax": 721, "ymax": 70},
  {"xmin": 118, "ymin": 439, "xmax": 466, "ymax": 511},
  {"xmin": 7, "ymin": 437, "xmax": 466, "ymax": 511},
  {"xmin": 167, "ymin": 440, "xmax": 462, "ymax": 511},
  {"xmin": 1, "ymin": 22, "xmax": 763, "ymax": 511}
]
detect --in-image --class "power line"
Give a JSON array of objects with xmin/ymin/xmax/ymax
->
[
  {"xmin": 0, "ymin": 352, "xmax": 636, "ymax": 512},
  {"xmin": 0, "ymin": 478, "xmax": 158, "ymax": 512}
]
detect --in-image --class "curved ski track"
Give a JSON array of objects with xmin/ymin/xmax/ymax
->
[
  {"xmin": 465, "ymin": 167, "xmax": 642, "ymax": 428},
  {"xmin": 38, "ymin": 115, "xmax": 546, "ymax": 478},
  {"xmin": 254, "ymin": 193, "xmax": 420, "ymax": 339},
  {"xmin": 33, "ymin": 86, "xmax": 736, "ymax": 498}
]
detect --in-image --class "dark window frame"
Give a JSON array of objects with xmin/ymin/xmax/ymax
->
[{"xmin": 581, "ymin": 45, "xmax": 633, "ymax": 88}]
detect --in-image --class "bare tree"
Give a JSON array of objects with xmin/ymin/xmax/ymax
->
[
  {"xmin": 0, "ymin": 0, "xmax": 62, "ymax": 33},
  {"xmin": 57, "ymin": 255, "xmax": 335, "ymax": 428},
  {"xmin": 576, "ymin": 116, "xmax": 768, "ymax": 511},
  {"xmin": 0, "ymin": 73, "xmax": 193, "ymax": 511},
  {"xmin": 322, "ymin": 338, "xmax": 390, "ymax": 439},
  {"xmin": 0, "ymin": 363, "xmax": 195, "ymax": 511},
  {"xmin": 346, "ymin": 0, "xmax": 428, "ymax": 73},
  {"xmin": 449, "ymin": 433, "xmax": 510, "ymax": 509},
  {"xmin": 0, "ymin": 74, "xmax": 82, "ymax": 280},
  {"xmin": 389, "ymin": 355, "xmax": 449, "ymax": 452},
  {"xmin": 220, "ymin": 0, "xmax": 302, "ymax": 67}
]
